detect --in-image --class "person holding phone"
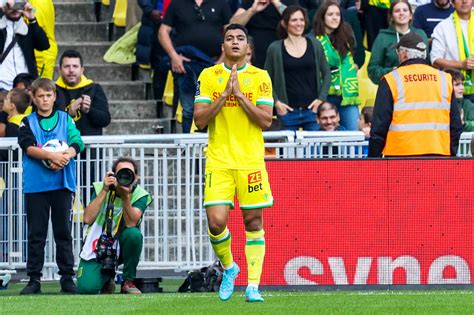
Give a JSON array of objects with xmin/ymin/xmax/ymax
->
[{"xmin": 0, "ymin": 1, "xmax": 49, "ymax": 90}]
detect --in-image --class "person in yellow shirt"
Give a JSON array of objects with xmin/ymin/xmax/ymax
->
[
  {"xmin": 30, "ymin": 0, "xmax": 57, "ymax": 79},
  {"xmin": 194, "ymin": 23, "xmax": 273, "ymax": 303}
]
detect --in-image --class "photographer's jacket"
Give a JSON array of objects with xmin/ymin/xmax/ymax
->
[
  {"xmin": 55, "ymin": 75, "xmax": 111, "ymax": 136},
  {"xmin": 80, "ymin": 182, "xmax": 152, "ymax": 261}
]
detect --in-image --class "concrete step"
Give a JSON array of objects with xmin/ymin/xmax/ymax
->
[
  {"xmin": 57, "ymin": 42, "xmax": 111, "ymax": 64},
  {"xmin": 109, "ymin": 100, "xmax": 174, "ymax": 119},
  {"xmin": 101, "ymin": 81, "xmax": 149, "ymax": 100},
  {"xmin": 55, "ymin": 22, "xmax": 109, "ymax": 42},
  {"xmin": 105, "ymin": 118, "xmax": 172, "ymax": 135},
  {"xmin": 54, "ymin": 2, "xmax": 96, "ymax": 23},
  {"xmin": 54, "ymin": 0, "xmax": 100, "ymax": 2},
  {"xmin": 53, "ymin": 0, "xmax": 114, "ymax": 20},
  {"xmin": 54, "ymin": 64, "xmax": 132, "ymax": 82}
]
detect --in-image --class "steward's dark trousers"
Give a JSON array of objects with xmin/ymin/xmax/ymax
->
[{"xmin": 25, "ymin": 189, "xmax": 75, "ymax": 278}]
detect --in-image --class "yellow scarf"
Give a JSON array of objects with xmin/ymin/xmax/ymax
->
[
  {"xmin": 8, "ymin": 113, "xmax": 27, "ymax": 126},
  {"xmin": 55, "ymin": 75, "xmax": 93, "ymax": 90},
  {"xmin": 453, "ymin": 11, "xmax": 474, "ymax": 94}
]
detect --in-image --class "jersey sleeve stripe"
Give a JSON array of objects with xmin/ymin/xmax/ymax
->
[
  {"xmin": 194, "ymin": 97, "xmax": 212, "ymax": 104},
  {"xmin": 256, "ymin": 98, "xmax": 274, "ymax": 106}
]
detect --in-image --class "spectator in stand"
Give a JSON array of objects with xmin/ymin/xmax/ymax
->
[
  {"xmin": 0, "ymin": 1, "xmax": 49, "ymax": 91},
  {"xmin": 136, "ymin": 0, "xmax": 170, "ymax": 114},
  {"xmin": 445, "ymin": 68, "xmax": 474, "ymax": 131},
  {"xmin": 358, "ymin": 105, "xmax": 373, "ymax": 155},
  {"xmin": 265, "ymin": 5, "xmax": 331, "ymax": 131},
  {"xmin": 314, "ymin": 0, "xmax": 361, "ymax": 130},
  {"xmin": 369, "ymin": 32, "xmax": 462, "ymax": 157},
  {"xmin": 316, "ymin": 102, "xmax": 345, "ymax": 131},
  {"xmin": 12, "ymin": 72, "xmax": 35, "ymax": 91},
  {"xmin": 55, "ymin": 50, "xmax": 111, "ymax": 136},
  {"xmin": 368, "ymin": 0, "xmax": 428, "ymax": 85},
  {"xmin": 246, "ymin": 35, "xmax": 256, "ymax": 64},
  {"xmin": 158, "ymin": 0, "xmax": 232, "ymax": 133},
  {"xmin": 431, "ymin": 0, "xmax": 474, "ymax": 102},
  {"xmin": 358, "ymin": 105, "xmax": 373, "ymax": 137},
  {"xmin": 0, "ymin": 73, "xmax": 35, "ymax": 137},
  {"xmin": 30, "ymin": 0, "xmax": 57, "ymax": 79},
  {"xmin": 412, "ymin": 0, "xmax": 454, "ymax": 40},
  {"xmin": 359, "ymin": 0, "xmax": 390, "ymax": 51},
  {"xmin": 2, "ymin": 88, "xmax": 30, "ymax": 140},
  {"xmin": 230, "ymin": 0, "xmax": 299, "ymax": 68},
  {"xmin": 342, "ymin": 0, "xmax": 366, "ymax": 68}
]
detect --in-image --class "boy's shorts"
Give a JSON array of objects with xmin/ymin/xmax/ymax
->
[{"xmin": 203, "ymin": 168, "xmax": 273, "ymax": 210}]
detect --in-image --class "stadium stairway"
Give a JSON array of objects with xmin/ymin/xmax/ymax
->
[{"xmin": 53, "ymin": 0, "xmax": 174, "ymax": 134}]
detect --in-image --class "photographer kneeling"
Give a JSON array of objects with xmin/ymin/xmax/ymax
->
[{"xmin": 77, "ymin": 157, "xmax": 152, "ymax": 294}]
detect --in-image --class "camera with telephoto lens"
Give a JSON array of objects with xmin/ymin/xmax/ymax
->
[
  {"xmin": 95, "ymin": 233, "xmax": 117, "ymax": 275},
  {"xmin": 110, "ymin": 168, "xmax": 135, "ymax": 187}
]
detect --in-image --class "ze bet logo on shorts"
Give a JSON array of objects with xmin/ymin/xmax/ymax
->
[{"xmin": 247, "ymin": 171, "xmax": 263, "ymax": 193}]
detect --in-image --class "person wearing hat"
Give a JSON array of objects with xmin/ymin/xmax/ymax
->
[{"xmin": 369, "ymin": 31, "xmax": 463, "ymax": 157}]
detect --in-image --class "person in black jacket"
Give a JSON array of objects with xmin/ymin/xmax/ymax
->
[
  {"xmin": 0, "ymin": 1, "xmax": 49, "ymax": 91},
  {"xmin": 54, "ymin": 50, "xmax": 111, "ymax": 136},
  {"xmin": 136, "ymin": 0, "xmax": 167, "ymax": 112}
]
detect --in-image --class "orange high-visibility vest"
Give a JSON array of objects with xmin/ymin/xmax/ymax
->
[{"xmin": 383, "ymin": 64, "xmax": 452, "ymax": 156}]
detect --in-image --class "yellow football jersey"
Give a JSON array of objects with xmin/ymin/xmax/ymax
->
[{"xmin": 195, "ymin": 63, "xmax": 274, "ymax": 169}]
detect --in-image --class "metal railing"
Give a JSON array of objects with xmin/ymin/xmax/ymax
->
[{"xmin": 0, "ymin": 131, "xmax": 472, "ymax": 277}]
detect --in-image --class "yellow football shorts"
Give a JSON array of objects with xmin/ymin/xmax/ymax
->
[{"xmin": 203, "ymin": 168, "xmax": 273, "ymax": 210}]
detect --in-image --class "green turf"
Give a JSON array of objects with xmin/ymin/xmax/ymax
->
[{"xmin": 0, "ymin": 281, "xmax": 472, "ymax": 314}]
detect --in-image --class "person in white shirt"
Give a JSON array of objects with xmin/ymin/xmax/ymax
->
[
  {"xmin": 0, "ymin": 1, "xmax": 49, "ymax": 91},
  {"xmin": 431, "ymin": 0, "xmax": 474, "ymax": 101}
]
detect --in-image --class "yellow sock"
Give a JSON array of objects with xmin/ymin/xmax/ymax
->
[
  {"xmin": 208, "ymin": 227, "xmax": 233, "ymax": 268},
  {"xmin": 245, "ymin": 229, "xmax": 265, "ymax": 285}
]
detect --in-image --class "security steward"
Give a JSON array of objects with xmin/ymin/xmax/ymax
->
[{"xmin": 369, "ymin": 32, "xmax": 463, "ymax": 157}]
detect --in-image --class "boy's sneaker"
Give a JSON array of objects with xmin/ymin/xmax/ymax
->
[
  {"xmin": 245, "ymin": 286, "xmax": 264, "ymax": 302},
  {"xmin": 60, "ymin": 276, "xmax": 77, "ymax": 293},
  {"xmin": 20, "ymin": 278, "xmax": 41, "ymax": 295},
  {"xmin": 218, "ymin": 263, "xmax": 240, "ymax": 301}
]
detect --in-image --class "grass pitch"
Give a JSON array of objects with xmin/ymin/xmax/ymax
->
[{"xmin": 0, "ymin": 280, "xmax": 472, "ymax": 314}]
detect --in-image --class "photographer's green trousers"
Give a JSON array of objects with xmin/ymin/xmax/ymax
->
[{"xmin": 76, "ymin": 227, "xmax": 143, "ymax": 294}]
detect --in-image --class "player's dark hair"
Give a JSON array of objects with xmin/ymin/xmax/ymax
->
[
  {"xmin": 317, "ymin": 102, "xmax": 338, "ymax": 118},
  {"xmin": 112, "ymin": 157, "xmax": 139, "ymax": 175},
  {"xmin": 59, "ymin": 49, "xmax": 84, "ymax": 67},
  {"xmin": 224, "ymin": 23, "xmax": 249, "ymax": 41},
  {"xmin": 7, "ymin": 88, "xmax": 31, "ymax": 114}
]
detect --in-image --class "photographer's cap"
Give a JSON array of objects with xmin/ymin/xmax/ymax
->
[{"xmin": 395, "ymin": 32, "xmax": 426, "ymax": 52}]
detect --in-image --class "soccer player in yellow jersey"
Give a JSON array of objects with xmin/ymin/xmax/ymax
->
[{"xmin": 194, "ymin": 24, "xmax": 274, "ymax": 303}]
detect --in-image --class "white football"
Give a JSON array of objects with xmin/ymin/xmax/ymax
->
[{"xmin": 41, "ymin": 139, "xmax": 69, "ymax": 169}]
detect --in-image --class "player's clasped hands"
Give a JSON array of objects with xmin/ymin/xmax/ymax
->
[{"xmin": 223, "ymin": 64, "xmax": 243, "ymax": 98}]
